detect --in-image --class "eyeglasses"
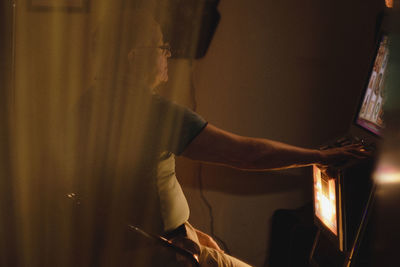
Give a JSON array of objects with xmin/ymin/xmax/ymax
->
[
  {"xmin": 158, "ymin": 44, "xmax": 172, "ymax": 55},
  {"xmin": 134, "ymin": 43, "xmax": 172, "ymax": 55}
]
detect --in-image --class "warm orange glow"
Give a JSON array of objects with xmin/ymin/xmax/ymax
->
[
  {"xmin": 313, "ymin": 165, "xmax": 337, "ymax": 235},
  {"xmin": 374, "ymin": 163, "xmax": 400, "ymax": 184},
  {"xmin": 385, "ymin": 0, "xmax": 393, "ymax": 8}
]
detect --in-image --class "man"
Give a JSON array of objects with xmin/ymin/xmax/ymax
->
[{"xmin": 79, "ymin": 9, "xmax": 368, "ymax": 266}]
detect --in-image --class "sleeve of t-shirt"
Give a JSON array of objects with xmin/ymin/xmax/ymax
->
[{"xmin": 153, "ymin": 96, "xmax": 208, "ymax": 155}]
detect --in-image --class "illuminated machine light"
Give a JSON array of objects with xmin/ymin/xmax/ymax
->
[
  {"xmin": 374, "ymin": 163, "xmax": 400, "ymax": 184},
  {"xmin": 385, "ymin": 0, "xmax": 393, "ymax": 8},
  {"xmin": 313, "ymin": 165, "xmax": 338, "ymax": 235}
]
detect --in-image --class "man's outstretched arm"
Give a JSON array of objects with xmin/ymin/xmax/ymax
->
[{"xmin": 182, "ymin": 124, "xmax": 368, "ymax": 171}]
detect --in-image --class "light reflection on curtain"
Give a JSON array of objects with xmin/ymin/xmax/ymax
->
[{"xmin": 10, "ymin": 0, "xmax": 208, "ymax": 265}]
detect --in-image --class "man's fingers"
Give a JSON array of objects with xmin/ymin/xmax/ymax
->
[{"xmin": 343, "ymin": 144, "xmax": 373, "ymax": 158}]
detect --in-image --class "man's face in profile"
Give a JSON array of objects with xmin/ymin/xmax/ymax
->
[{"xmin": 128, "ymin": 24, "xmax": 171, "ymax": 89}]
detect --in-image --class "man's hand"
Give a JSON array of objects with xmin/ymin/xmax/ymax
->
[
  {"xmin": 317, "ymin": 144, "xmax": 372, "ymax": 177},
  {"xmin": 194, "ymin": 229, "xmax": 223, "ymax": 252}
]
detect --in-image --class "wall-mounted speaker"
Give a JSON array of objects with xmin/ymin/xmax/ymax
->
[{"xmin": 155, "ymin": 0, "xmax": 220, "ymax": 59}]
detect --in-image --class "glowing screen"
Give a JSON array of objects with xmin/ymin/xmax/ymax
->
[
  {"xmin": 357, "ymin": 35, "xmax": 389, "ymax": 136},
  {"xmin": 313, "ymin": 165, "xmax": 338, "ymax": 235}
]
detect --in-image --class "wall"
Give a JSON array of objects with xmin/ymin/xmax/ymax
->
[{"xmin": 176, "ymin": 0, "xmax": 384, "ymax": 266}]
